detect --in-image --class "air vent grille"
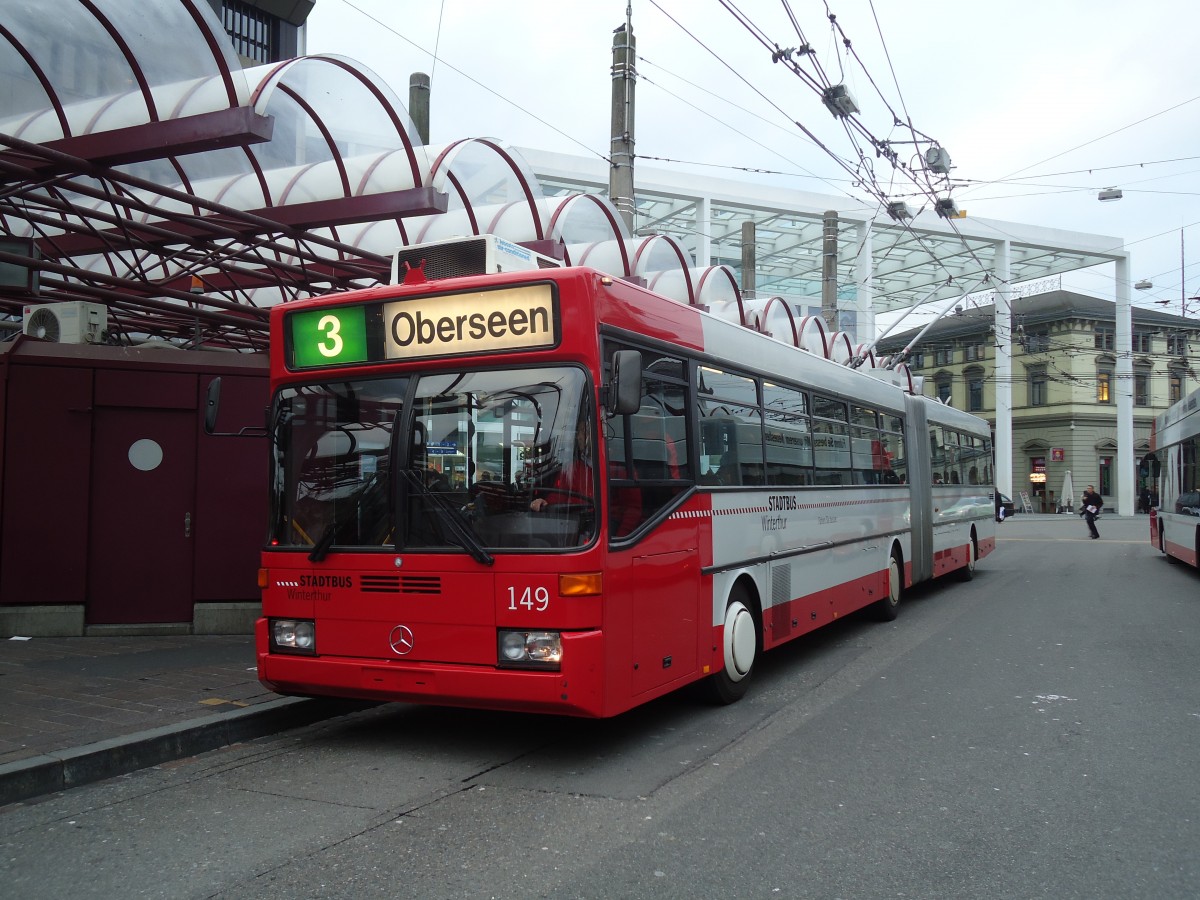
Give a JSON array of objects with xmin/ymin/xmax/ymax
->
[
  {"xmin": 394, "ymin": 239, "xmax": 487, "ymax": 280},
  {"xmin": 400, "ymin": 575, "xmax": 441, "ymax": 595},
  {"xmin": 360, "ymin": 574, "xmax": 443, "ymax": 594},
  {"xmin": 361, "ymin": 575, "xmax": 400, "ymax": 593}
]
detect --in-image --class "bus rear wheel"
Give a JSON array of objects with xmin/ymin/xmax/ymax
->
[
  {"xmin": 1161, "ymin": 526, "xmax": 1176, "ymax": 562},
  {"xmin": 705, "ymin": 588, "xmax": 759, "ymax": 704},
  {"xmin": 873, "ymin": 552, "xmax": 902, "ymax": 621},
  {"xmin": 956, "ymin": 538, "xmax": 976, "ymax": 581}
]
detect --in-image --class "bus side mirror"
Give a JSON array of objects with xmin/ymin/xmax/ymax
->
[
  {"xmin": 204, "ymin": 376, "xmax": 268, "ymax": 438},
  {"xmin": 607, "ymin": 350, "xmax": 642, "ymax": 417},
  {"xmin": 204, "ymin": 377, "xmax": 222, "ymax": 435}
]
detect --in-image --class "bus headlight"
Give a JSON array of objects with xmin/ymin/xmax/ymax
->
[
  {"xmin": 270, "ymin": 618, "xmax": 317, "ymax": 655},
  {"xmin": 497, "ymin": 630, "xmax": 562, "ymax": 669}
]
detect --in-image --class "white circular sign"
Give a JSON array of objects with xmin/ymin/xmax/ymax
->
[{"xmin": 128, "ymin": 439, "xmax": 163, "ymax": 472}]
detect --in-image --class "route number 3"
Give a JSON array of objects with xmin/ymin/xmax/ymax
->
[
  {"xmin": 507, "ymin": 585, "xmax": 550, "ymax": 612},
  {"xmin": 316, "ymin": 314, "xmax": 344, "ymax": 358}
]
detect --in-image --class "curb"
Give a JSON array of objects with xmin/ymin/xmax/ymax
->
[{"xmin": 0, "ymin": 696, "xmax": 370, "ymax": 807}]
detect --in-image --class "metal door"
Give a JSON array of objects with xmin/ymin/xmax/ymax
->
[{"xmin": 87, "ymin": 408, "xmax": 197, "ymax": 624}]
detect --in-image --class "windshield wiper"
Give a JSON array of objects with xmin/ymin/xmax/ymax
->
[
  {"xmin": 400, "ymin": 468, "xmax": 494, "ymax": 566},
  {"xmin": 306, "ymin": 470, "xmax": 387, "ymax": 562},
  {"xmin": 308, "ymin": 526, "xmax": 336, "ymax": 563}
]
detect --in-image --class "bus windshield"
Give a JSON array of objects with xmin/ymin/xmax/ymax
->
[{"xmin": 269, "ymin": 366, "xmax": 596, "ymax": 554}]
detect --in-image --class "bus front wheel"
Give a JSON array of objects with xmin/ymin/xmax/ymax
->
[{"xmin": 705, "ymin": 588, "xmax": 759, "ymax": 704}]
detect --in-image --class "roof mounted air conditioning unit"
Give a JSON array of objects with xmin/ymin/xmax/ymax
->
[
  {"xmin": 22, "ymin": 301, "xmax": 107, "ymax": 344},
  {"xmin": 390, "ymin": 234, "xmax": 563, "ymax": 283}
]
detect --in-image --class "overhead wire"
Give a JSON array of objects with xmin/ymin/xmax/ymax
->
[
  {"xmin": 697, "ymin": 0, "xmax": 1002, "ymax": 310},
  {"xmin": 709, "ymin": 2, "xmax": 1196, "ymax": 344},
  {"xmin": 329, "ymin": 0, "xmax": 612, "ymax": 164},
  {"xmin": 646, "ymin": 0, "xmax": 875, "ymax": 203},
  {"xmin": 955, "ymin": 93, "xmax": 1200, "ymax": 200},
  {"xmin": 634, "ymin": 57, "xmax": 851, "ymax": 191},
  {"xmin": 325, "ymin": 0, "xmax": 1192, "ymax": 349}
]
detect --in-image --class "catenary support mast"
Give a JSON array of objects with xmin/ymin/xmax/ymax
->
[{"xmin": 609, "ymin": 6, "xmax": 636, "ymax": 232}]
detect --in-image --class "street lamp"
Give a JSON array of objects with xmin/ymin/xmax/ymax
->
[{"xmin": 1134, "ymin": 280, "xmax": 1153, "ymax": 291}]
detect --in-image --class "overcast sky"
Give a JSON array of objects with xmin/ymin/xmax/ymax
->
[{"xmin": 306, "ymin": 0, "xmax": 1199, "ymax": 317}]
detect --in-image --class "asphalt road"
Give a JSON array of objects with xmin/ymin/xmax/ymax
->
[{"xmin": 2, "ymin": 514, "xmax": 1197, "ymax": 899}]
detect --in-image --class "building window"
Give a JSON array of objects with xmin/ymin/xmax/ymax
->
[
  {"xmin": 1134, "ymin": 372, "xmax": 1150, "ymax": 407},
  {"xmin": 934, "ymin": 347, "xmax": 954, "ymax": 366},
  {"xmin": 964, "ymin": 342, "xmax": 985, "ymax": 361},
  {"xmin": 935, "ymin": 373, "xmax": 952, "ymax": 404},
  {"xmin": 223, "ymin": 1, "xmax": 277, "ymax": 63},
  {"xmin": 1027, "ymin": 365, "xmax": 1047, "ymax": 407},
  {"xmin": 1168, "ymin": 333, "xmax": 1188, "ymax": 356},
  {"xmin": 908, "ymin": 352, "xmax": 924, "ymax": 369},
  {"xmin": 1132, "ymin": 331, "xmax": 1152, "ymax": 353},
  {"xmin": 1099, "ymin": 456, "xmax": 1113, "ymax": 498},
  {"xmin": 1094, "ymin": 326, "xmax": 1115, "ymax": 351},
  {"xmin": 1170, "ymin": 371, "xmax": 1183, "ymax": 405},
  {"xmin": 965, "ymin": 367, "xmax": 984, "ymax": 412},
  {"xmin": 1025, "ymin": 330, "xmax": 1050, "ymax": 353},
  {"xmin": 1097, "ymin": 370, "xmax": 1111, "ymax": 404}
]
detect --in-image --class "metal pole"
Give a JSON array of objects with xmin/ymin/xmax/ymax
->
[
  {"xmin": 740, "ymin": 220, "xmax": 756, "ymax": 295},
  {"xmin": 409, "ymin": 72, "xmax": 431, "ymax": 146},
  {"xmin": 609, "ymin": 7, "xmax": 636, "ymax": 233},
  {"xmin": 1116, "ymin": 254, "xmax": 1135, "ymax": 516},
  {"xmin": 821, "ymin": 210, "xmax": 838, "ymax": 332},
  {"xmin": 995, "ymin": 242, "xmax": 1013, "ymax": 500}
]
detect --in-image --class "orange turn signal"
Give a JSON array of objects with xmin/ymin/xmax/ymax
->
[
  {"xmin": 559, "ymin": 572, "xmax": 603, "ymax": 597},
  {"xmin": 257, "ymin": 568, "xmax": 269, "ymax": 589}
]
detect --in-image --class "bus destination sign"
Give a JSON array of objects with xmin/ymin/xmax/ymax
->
[{"xmin": 287, "ymin": 283, "xmax": 558, "ymax": 369}]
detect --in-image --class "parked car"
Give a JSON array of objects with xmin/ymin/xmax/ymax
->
[
  {"xmin": 996, "ymin": 492, "xmax": 1017, "ymax": 520},
  {"xmin": 1176, "ymin": 491, "xmax": 1200, "ymax": 517}
]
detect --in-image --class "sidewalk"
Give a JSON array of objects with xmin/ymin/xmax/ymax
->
[{"xmin": 0, "ymin": 633, "xmax": 362, "ymax": 807}]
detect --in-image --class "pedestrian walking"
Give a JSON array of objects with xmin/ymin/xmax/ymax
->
[{"xmin": 1081, "ymin": 484, "xmax": 1102, "ymax": 539}]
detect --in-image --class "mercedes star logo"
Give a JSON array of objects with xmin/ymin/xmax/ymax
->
[{"xmin": 388, "ymin": 624, "xmax": 415, "ymax": 656}]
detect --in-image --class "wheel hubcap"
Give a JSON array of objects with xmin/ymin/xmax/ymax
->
[{"xmin": 725, "ymin": 604, "xmax": 755, "ymax": 679}]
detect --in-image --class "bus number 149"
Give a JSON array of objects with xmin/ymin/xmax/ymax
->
[{"xmin": 507, "ymin": 586, "xmax": 550, "ymax": 612}]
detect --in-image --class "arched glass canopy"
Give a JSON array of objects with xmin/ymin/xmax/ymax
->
[
  {"xmin": 1, "ymin": 0, "xmax": 728, "ymax": 350},
  {"xmin": 0, "ymin": 0, "xmax": 1119, "ymax": 368},
  {"xmin": 0, "ymin": 0, "xmax": 248, "ymax": 142}
]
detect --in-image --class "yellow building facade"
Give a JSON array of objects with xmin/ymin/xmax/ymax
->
[{"xmin": 878, "ymin": 290, "xmax": 1200, "ymax": 513}]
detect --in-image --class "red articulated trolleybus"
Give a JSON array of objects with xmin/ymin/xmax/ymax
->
[
  {"xmin": 245, "ymin": 235, "xmax": 996, "ymax": 717},
  {"xmin": 1146, "ymin": 384, "xmax": 1200, "ymax": 568}
]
